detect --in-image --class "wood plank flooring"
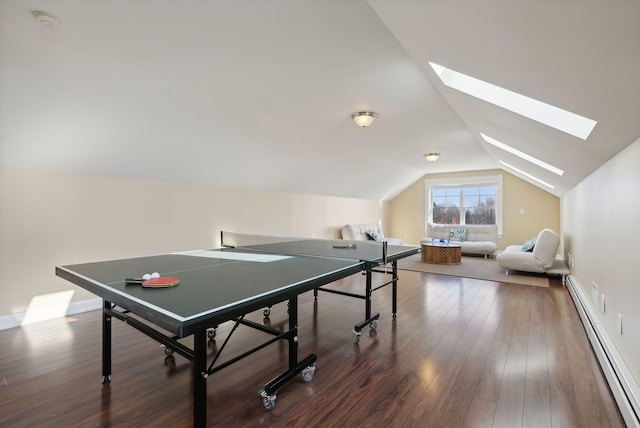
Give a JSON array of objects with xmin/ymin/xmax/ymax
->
[{"xmin": 0, "ymin": 271, "xmax": 625, "ymax": 427}]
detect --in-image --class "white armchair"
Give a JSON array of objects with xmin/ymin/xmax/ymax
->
[
  {"xmin": 341, "ymin": 224, "xmax": 403, "ymax": 246},
  {"xmin": 496, "ymin": 228, "xmax": 560, "ymax": 273}
]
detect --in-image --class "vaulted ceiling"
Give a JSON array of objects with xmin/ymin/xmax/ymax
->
[{"xmin": 2, "ymin": 1, "xmax": 639, "ymax": 200}]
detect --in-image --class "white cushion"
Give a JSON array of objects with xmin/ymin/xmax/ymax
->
[
  {"xmin": 496, "ymin": 245, "xmax": 546, "ymax": 273},
  {"xmin": 423, "ymin": 223, "xmax": 498, "ymax": 256},
  {"xmin": 532, "ymin": 228, "xmax": 560, "ymax": 269},
  {"xmin": 342, "ymin": 224, "xmax": 383, "ymax": 241},
  {"xmin": 341, "ymin": 224, "xmax": 403, "ymax": 246},
  {"xmin": 496, "ymin": 228, "xmax": 560, "ymax": 273},
  {"xmin": 427, "ymin": 223, "xmax": 498, "ymax": 242}
]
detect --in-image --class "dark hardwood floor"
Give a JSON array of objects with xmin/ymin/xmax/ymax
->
[{"xmin": 0, "ymin": 271, "xmax": 625, "ymax": 427}]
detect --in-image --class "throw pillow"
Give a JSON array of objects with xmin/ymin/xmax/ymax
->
[
  {"xmin": 521, "ymin": 238, "xmax": 536, "ymax": 252},
  {"xmin": 449, "ymin": 228, "xmax": 467, "ymax": 242},
  {"xmin": 365, "ymin": 230, "xmax": 379, "ymax": 241}
]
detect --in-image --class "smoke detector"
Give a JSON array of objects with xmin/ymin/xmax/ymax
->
[{"xmin": 32, "ymin": 11, "xmax": 59, "ymax": 27}]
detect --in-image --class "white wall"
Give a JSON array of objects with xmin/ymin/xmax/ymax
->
[
  {"xmin": 0, "ymin": 167, "xmax": 388, "ymax": 326},
  {"xmin": 562, "ymin": 137, "xmax": 640, "ymax": 387}
]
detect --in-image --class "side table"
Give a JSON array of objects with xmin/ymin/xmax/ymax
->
[{"xmin": 421, "ymin": 243, "xmax": 462, "ymax": 264}]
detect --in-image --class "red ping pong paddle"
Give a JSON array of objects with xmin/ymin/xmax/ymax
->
[{"xmin": 126, "ymin": 277, "xmax": 180, "ymax": 288}]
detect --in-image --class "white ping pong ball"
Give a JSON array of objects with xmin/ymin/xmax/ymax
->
[
  {"xmin": 142, "ymin": 273, "xmax": 151, "ymax": 280},
  {"xmin": 151, "ymin": 272, "xmax": 160, "ymax": 278}
]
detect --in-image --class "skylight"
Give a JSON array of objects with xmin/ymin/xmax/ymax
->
[
  {"xmin": 429, "ymin": 62, "xmax": 597, "ymax": 140},
  {"xmin": 480, "ymin": 133, "xmax": 564, "ymax": 176},
  {"xmin": 499, "ymin": 161, "xmax": 554, "ymax": 189}
]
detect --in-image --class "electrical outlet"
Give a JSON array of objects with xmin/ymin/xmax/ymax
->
[
  {"xmin": 617, "ymin": 313, "xmax": 623, "ymax": 335},
  {"xmin": 600, "ymin": 294, "xmax": 605, "ymax": 313}
]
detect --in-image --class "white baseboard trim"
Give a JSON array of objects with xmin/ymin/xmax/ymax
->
[
  {"xmin": 567, "ymin": 275, "xmax": 640, "ymax": 427},
  {"xmin": 0, "ymin": 298, "xmax": 102, "ymax": 331},
  {"xmin": 67, "ymin": 297, "xmax": 103, "ymax": 315}
]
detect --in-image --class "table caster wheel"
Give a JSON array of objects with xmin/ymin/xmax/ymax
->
[
  {"xmin": 370, "ymin": 320, "xmax": 378, "ymax": 331},
  {"xmin": 259, "ymin": 389, "xmax": 277, "ymax": 410},
  {"xmin": 163, "ymin": 346, "xmax": 174, "ymax": 356},
  {"xmin": 353, "ymin": 330, "xmax": 361, "ymax": 343},
  {"xmin": 207, "ymin": 328, "xmax": 216, "ymax": 340},
  {"xmin": 263, "ymin": 307, "xmax": 271, "ymax": 318},
  {"xmin": 301, "ymin": 364, "xmax": 316, "ymax": 382}
]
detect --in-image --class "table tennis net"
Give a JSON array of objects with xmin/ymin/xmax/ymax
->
[{"xmin": 220, "ymin": 231, "xmax": 388, "ymax": 263}]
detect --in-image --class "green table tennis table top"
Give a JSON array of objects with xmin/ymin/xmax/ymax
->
[{"xmin": 56, "ymin": 239, "xmax": 419, "ymax": 335}]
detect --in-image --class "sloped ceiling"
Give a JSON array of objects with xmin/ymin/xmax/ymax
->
[{"xmin": 1, "ymin": 0, "xmax": 639, "ymax": 200}]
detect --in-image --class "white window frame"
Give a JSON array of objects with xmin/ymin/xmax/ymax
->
[{"xmin": 425, "ymin": 175, "xmax": 503, "ymax": 236}]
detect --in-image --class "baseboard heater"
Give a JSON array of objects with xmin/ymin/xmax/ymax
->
[{"xmin": 567, "ymin": 276, "xmax": 640, "ymax": 427}]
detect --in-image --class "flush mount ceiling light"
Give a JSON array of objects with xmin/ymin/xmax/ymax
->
[
  {"xmin": 32, "ymin": 11, "xmax": 59, "ymax": 27},
  {"xmin": 429, "ymin": 62, "xmax": 597, "ymax": 140},
  {"xmin": 351, "ymin": 111, "xmax": 378, "ymax": 128},
  {"xmin": 424, "ymin": 153, "xmax": 440, "ymax": 162}
]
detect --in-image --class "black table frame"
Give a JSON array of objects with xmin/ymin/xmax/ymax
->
[
  {"xmin": 101, "ymin": 294, "xmax": 318, "ymax": 424},
  {"xmin": 314, "ymin": 259, "xmax": 403, "ymax": 342},
  {"xmin": 57, "ymin": 262, "xmax": 361, "ymax": 427},
  {"xmin": 55, "ymin": 244, "xmax": 419, "ymax": 427}
]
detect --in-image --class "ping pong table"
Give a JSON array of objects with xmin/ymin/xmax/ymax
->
[{"xmin": 55, "ymin": 231, "xmax": 420, "ymax": 427}]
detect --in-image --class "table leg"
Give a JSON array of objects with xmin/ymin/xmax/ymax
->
[
  {"xmin": 260, "ymin": 295, "xmax": 316, "ymax": 410},
  {"xmin": 352, "ymin": 269, "xmax": 380, "ymax": 342},
  {"xmin": 365, "ymin": 269, "xmax": 372, "ymax": 321},
  {"xmin": 193, "ymin": 329, "xmax": 207, "ymax": 427},
  {"xmin": 392, "ymin": 261, "xmax": 398, "ymax": 318},
  {"xmin": 101, "ymin": 300, "xmax": 112, "ymax": 384},
  {"xmin": 288, "ymin": 296, "xmax": 298, "ymax": 370}
]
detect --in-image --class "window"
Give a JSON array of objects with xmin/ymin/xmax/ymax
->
[
  {"xmin": 426, "ymin": 175, "xmax": 503, "ymax": 235},
  {"xmin": 429, "ymin": 62, "xmax": 597, "ymax": 140}
]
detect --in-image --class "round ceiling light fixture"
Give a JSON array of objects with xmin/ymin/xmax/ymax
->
[
  {"xmin": 351, "ymin": 111, "xmax": 378, "ymax": 128},
  {"xmin": 32, "ymin": 11, "xmax": 59, "ymax": 27},
  {"xmin": 424, "ymin": 153, "xmax": 440, "ymax": 162}
]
